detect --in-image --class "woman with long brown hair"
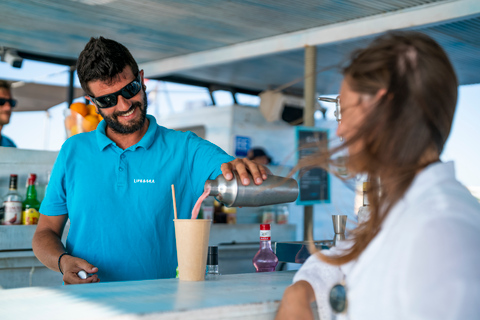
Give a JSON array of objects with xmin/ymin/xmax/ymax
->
[{"xmin": 276, "ymin": 31, "xmax": 480, "ymax": 320}]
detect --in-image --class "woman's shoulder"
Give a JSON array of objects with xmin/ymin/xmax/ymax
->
[
  {"xmin": 415, "ymin": 179, "xmax": 480, "ymax": 223},
  {"xmin": 403, "ymin": 162, "xmax": 480, "ymax": 225}
]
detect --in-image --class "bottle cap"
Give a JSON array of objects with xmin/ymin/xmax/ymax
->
[
  {"xmin": 363, "ymin": 181, "xmax": 370, "ymax": 191},
  {"xmin": 9, "ymin": 174, "xmax": 18, "ymax": 189},
  {"xmin": 207, "ymin": 246, "xmax": 218, "ymax": 265},
  {"xmin": 28, "ymin": 173, "xmax": 37, "ymax": 185}
]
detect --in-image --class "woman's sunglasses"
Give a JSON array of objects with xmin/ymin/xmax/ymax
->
[
  {"xmin": 0, "ymin": 98, "xmax": 17, "ymax": 107},
  {"xmin": 89, "ymin": 74, "xmax": 142, "ymax": 109},
  {"xmin": 318, "ymin": 95, "xmax": 341, "ymax": 122}
]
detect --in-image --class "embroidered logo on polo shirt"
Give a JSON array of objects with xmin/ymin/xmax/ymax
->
[{"xmin": 133, "ymin": 179, "xmax": 155, "ymax": 183}]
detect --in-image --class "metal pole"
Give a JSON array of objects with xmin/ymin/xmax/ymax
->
[
  {"xmin": 303, "ymin": 45, "xmax": 316, "ymax": 241},
  {"xmin": 208, "ymin": 87, "xmax": 216, "ymax": 106},
  {"xmin": 43, "ymin": 110, "xmax": 51, "ymax": 150},
  {"xmin": 231, "ymin": 91, "xmax": 238, "ymax": 105},
  {"xmin": 67, "ymin": 66, "xmax": 75, "ymax": 107}
]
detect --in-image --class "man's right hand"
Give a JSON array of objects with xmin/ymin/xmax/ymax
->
[
  {"xmin": 32, "ymin": 214, "xmax": 100, "ymax": 285},
  {"xmin": 60, "ymin": 254, "xmax": 100, "ymax": 284}
]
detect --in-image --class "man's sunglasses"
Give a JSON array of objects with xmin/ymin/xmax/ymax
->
[
  {"xmin": 0, "ymin": 98, "xmax": 17, "ymax": 108},
  {"xmin": 89, "ymin": 74, "xmax": 142, "ymax": 109}
]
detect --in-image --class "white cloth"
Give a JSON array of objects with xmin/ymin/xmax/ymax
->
[{"xmin": 293, "ymin": 161, "xmax": 480, "ymax": 320}]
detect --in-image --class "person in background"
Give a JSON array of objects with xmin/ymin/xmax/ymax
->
[
  {"xmin": 32, "ymin": 37, "xmax": 268, "ymax": 285},
  {"xmin": 276, "ymin": 31, "xmax": 480, "ymax": 319},
  {"xmin": 0, "ymin": 80, "xmax": 17, "ymax": 147},
  {"xmin": 247, "ymin": 147, "xmax": 272, "ymax": 165}
]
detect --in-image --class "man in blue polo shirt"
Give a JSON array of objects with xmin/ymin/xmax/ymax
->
[
  {"xmin": 32, "ymin": 37, "xmax": 268, "ymax": 284},
  {"xmin": 0, "ymin": 80, "xmax": 17, "ymax": 147}
]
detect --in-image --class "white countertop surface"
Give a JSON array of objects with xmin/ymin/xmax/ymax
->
[{"xmin": 0, "ymin": 271, "xmax": 297, "ymax": 320}]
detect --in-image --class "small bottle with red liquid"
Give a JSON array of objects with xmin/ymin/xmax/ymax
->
[{"xmin": 252, "ymin": 224, "xmax": 278, "ymax": 272}]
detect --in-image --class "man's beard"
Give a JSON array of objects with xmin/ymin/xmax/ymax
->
[
  {"xmin": 0, "ymin": 111, "xmax": 11, "ymax": 126},
  {"xmin": 98, "ymin": 92, "xmax": 148, "ymax": 135}
]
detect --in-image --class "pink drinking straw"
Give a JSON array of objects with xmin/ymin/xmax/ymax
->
[{"xmin": 171, "ymin": 184, "xmax": 178, "ymax": 220}]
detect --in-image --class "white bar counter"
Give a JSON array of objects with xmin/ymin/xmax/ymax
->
[
  {"xmin": 0, "ymin": 223, "xmax": 296, "ymax": 289},
  {"xmin": 0, "ymin": 271, "xmax": 318, "ymax": 320}
]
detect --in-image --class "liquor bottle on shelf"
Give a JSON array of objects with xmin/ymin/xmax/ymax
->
[
  {"xmin": 252, "ymin": 224, "xmax": 278, "ymax": 272},
  {"xmin": 202, "ymin": 198, "xmax": 214, "ymax": 220},
  {"xmin": 275, "ymin": 204, "xmax": 289, "ymax": 224},
  {"xmin": 261, "ymin": 206, "xmax": 275, "ymax": 224},
  {"xmin": 213, "ymin": 200, "xmax": 226, "ymax": 224},
  {"xmin": 22, "ymin": 173, "xmax": 41, "ymax": 225},
  {"xmin": 357, "ymin": 181, "xmax": 370, "ymax": 224},
  {"xmin": 2, "ymin": 174, "xmax": 23, "ymax": 225},
  {"xmin": 223, "ymin": 206, "xmax": 237, "ymax": 224},
  {"xmin": 205, "ymin": 246, "xmax": 220, "ymax": 280}
]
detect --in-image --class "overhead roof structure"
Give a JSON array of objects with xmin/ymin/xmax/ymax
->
[
  {"xmin": 0, "ymin": 0, "xmax": 479, "ymax": 102},
  {"xmin": 6, "ymin": 81, "xmax": 85, "ymax": 112}
]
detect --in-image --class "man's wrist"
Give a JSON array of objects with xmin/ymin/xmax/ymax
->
[{"xmin": 58, "ymin": 252, "xmax": 71, "ymax": 274}]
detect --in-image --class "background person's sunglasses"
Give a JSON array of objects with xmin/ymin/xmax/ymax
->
[
  {"xmin": 89, "ymin": 75, "xmax": 142, "ymax": 109},
  {"xmin": 0, "ymin": 98, "xmax": 17, "ymax": 107}
]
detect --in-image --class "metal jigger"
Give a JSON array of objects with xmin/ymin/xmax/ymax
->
[{"xmin": 332, "ymin": 215, "xmax": 347, "ymax": 246}]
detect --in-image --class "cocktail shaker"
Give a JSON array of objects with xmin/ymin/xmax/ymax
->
[{"xmin": 205, "ymin": 172, "xmax": 298, "ymax": 207}]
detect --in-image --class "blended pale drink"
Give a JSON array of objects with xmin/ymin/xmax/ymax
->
[{"xmin": 174, "ymin": 219, "xmax": 211, "ymax": 281}]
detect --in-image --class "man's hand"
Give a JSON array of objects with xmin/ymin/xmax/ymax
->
[
  {"xmin": 60, "ymin": 254, "xmax": 100, "ymax": 284},
  {"xmin": 221, "ymin": 158, "xmax": 270, "ymax": 185},
  {"xmin": 275, "ymin": 281, "xmax": 316, "ymax": 320},
  {"xmin": 32, "ymin": 214, "xmax": 100, "ymax": 285}
]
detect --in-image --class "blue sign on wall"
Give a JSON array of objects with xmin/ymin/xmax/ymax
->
[
  {"xmin": 295, "ymin": 126, "xmax": 331, "ymax": 205},
  {"xmin": 235, "ymin": 136, "xmax": 251, "ymax": 157}
]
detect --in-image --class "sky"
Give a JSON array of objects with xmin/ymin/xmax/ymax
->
[{"xmin": 1, "ymin": 60, "xmax": 479, "ymax": 189}]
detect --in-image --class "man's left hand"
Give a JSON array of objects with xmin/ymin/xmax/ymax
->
[{"xmin": 221, "ymin": 158, "xmax": 270, "ymax": 185}]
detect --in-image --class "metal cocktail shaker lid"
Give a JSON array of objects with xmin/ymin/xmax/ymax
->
[
  {"xmin": 205, "ymin": 171, "xmax": 299, "ymax": 207},
  {"xmin": 205, "ymin": 174, "xmax": 239, "ymax": 207}
]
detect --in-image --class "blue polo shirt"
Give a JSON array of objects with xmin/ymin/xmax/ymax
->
[
  {"xmin": 0, "ymin": 135, "xmax": 16, "ymax": 147},
  {"xmin": 40, "ymin": 115, "xmax": 234, "ymax": 282}
]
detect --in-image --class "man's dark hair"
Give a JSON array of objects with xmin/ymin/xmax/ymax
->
[
  {"xmin": 248, "ymin": 147, "xmax": 272, "ymax": 163},
  {"xmin": 0, "ymin": 80, "xmax": 11, "ymax": 91},
  {"xmin": 76, "ymin": 37, "xmax": 139, "ymax": 96}
]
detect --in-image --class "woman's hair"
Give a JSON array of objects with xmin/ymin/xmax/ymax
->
[
  {"xmin": 76, "ymin": 37, "xmax": 139, "ymax": 96},
  {"xmin": 297, "ymin": 30, "xmax": 458, "ymax": 265}
]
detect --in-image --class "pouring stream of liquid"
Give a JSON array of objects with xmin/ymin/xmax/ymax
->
[{"xmin": 191, "ymin": 185, "xmax": 211, "ymax": 219}]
